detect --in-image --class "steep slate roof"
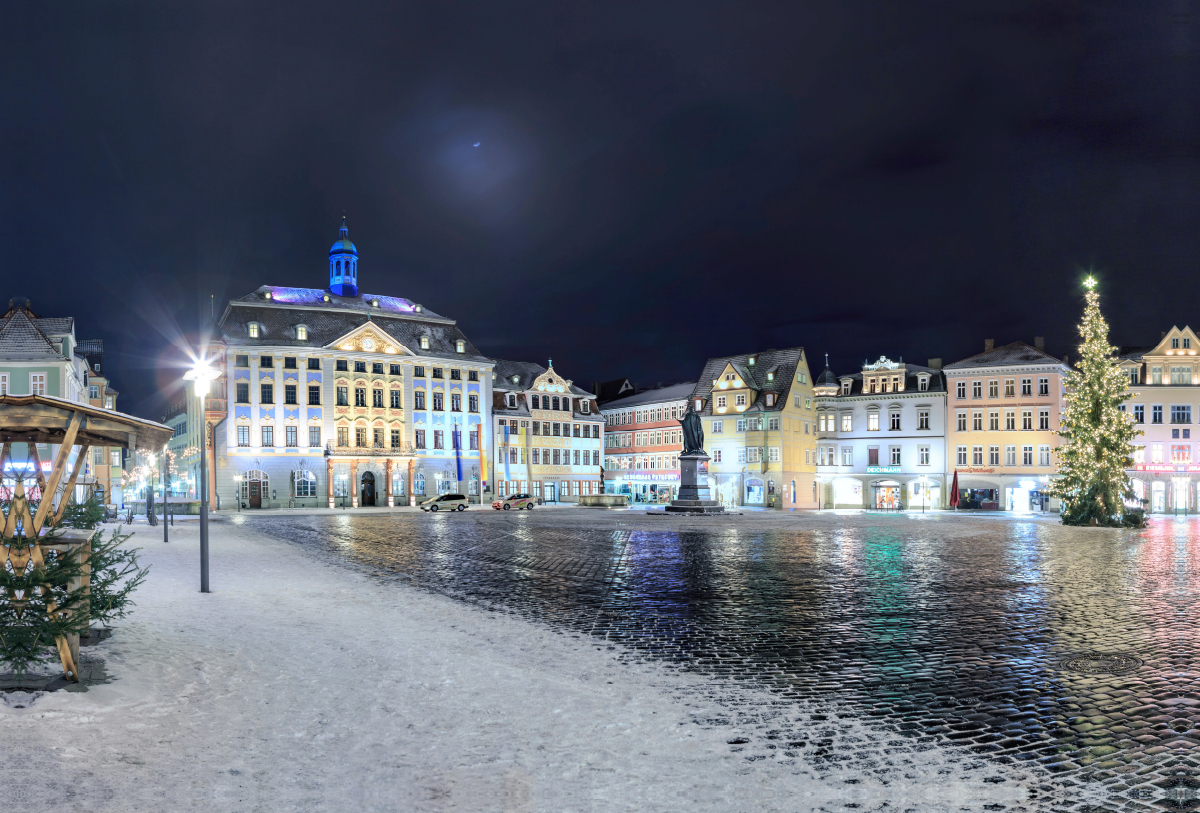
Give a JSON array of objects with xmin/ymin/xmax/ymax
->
[
  {"xmin": 689, "ymin": 347, "xmax": 806, "ymax": 416},
  {"xmin": 594, "ymin": 377, "xmax": 635, "ymax": 404},
  {"xmin": 34, "ymin": 317, "xmax": 74, "ymax": 336},
  {"xmin": 823, "ymin": 364, "xmax": 947, "ymax": 397},
  {"xmin": 220, "ymin": 293, "xmax": 489, "ymax": 363},
  {"xmin": 490, "ymin": 358, "xmax": 601, "ymax": 421},
  {"xmin": 943, "ymin": 341, "xmax": 1063, "ymax": 369},
  {"xmin": 600, "ymin": 382, "xmax": 697, "ymax": 411},
  {"xmin": 232, "ymin": 285, "xmax": 448, "ymax": 321},
  {"xmin": 1117, "ymin": 345, "xmax": 1158, "ymax": 361},
  {"xmin": 0, "ymin": 308, "xmax": 63, "ymax": 361}
]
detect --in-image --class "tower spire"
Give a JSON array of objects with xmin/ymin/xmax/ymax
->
[{"xmin": 329, "ymin": 216, "xmax": 359, "ymax": 298}]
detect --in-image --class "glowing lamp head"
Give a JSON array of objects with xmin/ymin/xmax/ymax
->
[{"xmin": 184, "ymin": 359, "xmax": 221, "ymax": 397}]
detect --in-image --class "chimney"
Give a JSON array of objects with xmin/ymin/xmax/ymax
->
[
  {"xmin": 984, "ymin": 339, "xmax": 994, "ymax": 352},
  {"xmin": 1034, "ymin": 336, "xmax": 1045, "ymax": 352},
  {"xmin": 1162, "ymin": 331, "xmax": 1168, "ymax": 341},
  {"xmin": 927, "ymin": 358, "xmax": 942, "ymax": 370},
  {"xmin": 1062, "ymin": 353, "xmax": 1069, "ymax": 366}
]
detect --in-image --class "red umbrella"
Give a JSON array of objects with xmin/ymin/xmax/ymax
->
[{"xmin": 949, "ymin": 470, "xmax": 960, "ymax": 509}]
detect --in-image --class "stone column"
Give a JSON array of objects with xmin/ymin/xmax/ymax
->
[
  {"xmin": 350, "ymin": 459, "xmax": 359, "ymax": 508},
  {"xmin": 326, "ymin": 457, "xmax": 334, "ymax": 509},
  {"xmin": 386, "ymin": 458, "xmax": 394, "ymax": 507},
  {"xmin": 408, "ymin": 459, "xmax": 416, "ymax": 506}
]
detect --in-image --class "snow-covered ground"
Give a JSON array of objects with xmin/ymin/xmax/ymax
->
[{"xmin": 5, "ymin": 520, "xmax": 1052, "ymax": 812}]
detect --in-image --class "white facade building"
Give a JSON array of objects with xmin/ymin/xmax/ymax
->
[{"xmin": 814, "ymin": 356, "xmax": 948, "ymax": 509}]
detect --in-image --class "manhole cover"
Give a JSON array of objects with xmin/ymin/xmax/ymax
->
[{"xmin": 1057, "ymin": 653, "xmax": 1143, "ymax": 675}]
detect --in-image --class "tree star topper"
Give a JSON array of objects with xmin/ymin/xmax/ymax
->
[{"xmin": 1083, "ymin": 276, "xmax": 1097, "ymax": 290}]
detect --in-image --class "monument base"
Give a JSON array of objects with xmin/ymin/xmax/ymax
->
[{"xmin": 665, "ymin": 451, "xmax": 724, "ymax": 514}]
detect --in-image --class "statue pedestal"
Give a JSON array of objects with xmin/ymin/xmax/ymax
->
[{"xmin": 666, "ymin": 452, "xmax": 725, "ymax": 514}]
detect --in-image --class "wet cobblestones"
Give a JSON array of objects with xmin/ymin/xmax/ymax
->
[{"xmin": 237, "ymin": 509, "xmax": 1200, "ymax": 810}]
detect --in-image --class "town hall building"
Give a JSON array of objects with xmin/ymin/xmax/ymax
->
[{"xmin": 205, "ymin": 220, "xmax": 494, "ymax": 509}]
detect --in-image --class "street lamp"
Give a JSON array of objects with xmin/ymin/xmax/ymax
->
[
  {"xmin": 162, "ymin": 444, "xmax": 170, "ymax": 543},
  {"xmin": 184, "ymin": 356, "xmax": 221, "ymax": 594}
]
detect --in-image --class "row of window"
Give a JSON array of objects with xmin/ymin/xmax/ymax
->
[
  {"xmin": 954, "ymin": 378, "xmax": 1051, "ymax": 399},
  {"xmin": 605, "ymin": 430, "xmax": 680, "ymax": 447},
  {"xmin": 709, "ymin": 446, "xmax": 782, "ymax": 464},
  {"xmin": 1130, "ymin": 363, "xmax": 1196, "ymax": 386},
  {"xmin": 234, "ymin": 355, "xmax": 482, "ymax": 382},
  {"xmin": 956, "ymin": 445, "xmax": 1052, "ymax": 467},
  {"xmin": 502, "ymin": 392, "xmax": 586, "ymax": 412},
  {"xmin": 0, "ymin": 373, "xmax": 46, "ymax": 396},
  {"xmin": 236, "ymin": 355, "xmax": 322, "ymax": 370},
  {"xmin": 817, "ymin": 445, "xmax": 925, "ymax": 466},
  {"xmin": 817, "ymin": 411, "xmax": 932, "ymax": 432},
  {"xmin": 1120, "ymin": 404, "xmax": 1200, "ymax": 424},
  {"xmin": 956, "ymin": 409, "xmax": 1050, "ymax": 432},
  {"xmin": 245, "ymin": 322, "xmax": 469, "ymax": 355},
  {"xmin": 605, "ymin": 403, "xmax": 687, "ymax": 426},
  {"xmin": 237, "ymin": 425, "xmax": 323, "ymax": 448},
  {"xmin": 497, "ymin": 418, "xmax": 599, "ymax": 438},
  {"xmin": 605, "ymin": 454, "xmax": 679, "ymax": 470},
  {"xmin": 497, "ymin": 480, "xmax": 600, "ymax": 498},
  {"xmin": 505, "ymin": 447, "xmax": 601, "ymax": 466},
  {"xmin": 1134, "ymin": 443, "xmax": 1200, "ymax": 463}
]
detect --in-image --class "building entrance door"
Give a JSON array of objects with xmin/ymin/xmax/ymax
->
[
  {"xmin": 361, "ymin": 471, "xmax": 376, "ymax": 507},
  {"xmin": 544, "ymin": 482, "xmax": 556, "ymax": 503},
  {"xmin": 248, "ymin": 479, "xmax": 262, "ymax": 509},
  {"xmin": 1174, "ymin": 479, "xmax": 1190, "ymax": 513},
  {"xmin": 1152, "ymin": 481, "xmax": 1166, "ymax": 513},
  {"xmin": 874, "ymin": 483, "xmax": 901, "ymax": 509}
]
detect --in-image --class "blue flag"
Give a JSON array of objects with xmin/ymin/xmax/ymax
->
[
  {"xmin": 503, "ymin": 425, "xmax": 511, "ymax": 482},
  {"xmin": 454, "ymin": 424, "xmax": 463, "ymax": 483}
]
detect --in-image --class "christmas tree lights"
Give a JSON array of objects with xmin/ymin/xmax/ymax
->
[{"xmin": 1049, "ymin": 277, "xmax": 1141, "ymax": 525}]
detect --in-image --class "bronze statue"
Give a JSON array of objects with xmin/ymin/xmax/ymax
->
[{"xmin": 679, "ymin": 401, "xmax": 705, "ymax": 454}]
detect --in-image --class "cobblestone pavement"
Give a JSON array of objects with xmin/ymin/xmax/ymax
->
[{"xmin": 235, "ymin": 509, "xmax": 1200, "ymax": 810}]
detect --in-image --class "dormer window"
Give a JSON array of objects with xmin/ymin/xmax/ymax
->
[
  {"xmin": 747, "ymin": 356, "xmax": 756, "ymax": 366},
  {"xmin": 455, "ymin": 340, "xmax": 465, "ymax": 353},
  {"xmin": 581, "ymin": 400, "xmax": 590, "ymax": 414},
  {"xmin": 420, "ymin": 335, "xmax": 430, "ymax": 350},
  {"xmin": 1187, "ymin": 338, "xmax": 1193, "ymax": 350},
  {"xmin": 506, "ymin": 393, "xmax": 516, "ymax": 408},
  {"xmin": 296, "ymin": 325, "xmax": 308, "ymax": 341},
  {"xmin": 1173, "ymin": 338, "xmax": 1180, "ymax": 349},
  {"xmin": 767, "ymin": 372, "xmax": 774, "ymax": 382},
  {"xmin": 765, "ymin": 393, "xmax": 775, "ymax": 406},
  {"xmin": 248, "ymin": 323, "xmax": 260, "ymax": 338},
  {"xmin": 694, "ymin": 399, "xmax": 702, "ymax": 411},
  {"xmin": 841, "ymin": 380, "xmax": 851, "ymax": 395},
  {"xmin": 917, "ymin": 375, "xmax": 929, "ymax": 392}
]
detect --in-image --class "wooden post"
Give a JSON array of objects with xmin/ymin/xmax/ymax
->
[
  {"xmin": 31, "ymin": 411, "xmax": 83, "ymax": 534},
  {"xmin": 51, "ymin": 443, "xmax": 90, "ymax": 527}
]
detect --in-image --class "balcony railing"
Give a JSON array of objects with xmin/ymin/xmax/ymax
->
[{"xmin": 325, "ymin": 442, "xmax": 416, "ymax": 457}]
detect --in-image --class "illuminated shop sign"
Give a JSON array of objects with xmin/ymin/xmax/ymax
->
[
  {"xmin": 865, "ymin": 466, "xmax": 901, "ymax": 474},
  {"xmin": 617, "ymin": 473, "xmax": 680, "ymax": 482},
  {"xmin": 1134, "ymin": 463, "xmax": 1200, "ymax": 473}
]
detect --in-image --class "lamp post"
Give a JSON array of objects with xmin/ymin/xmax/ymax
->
[
  {"xmin": 162, "ymin": 445, "xmax": 169, "ymax": 543},
  {"xmin": 185, "ymin": 357, "xmax": 221, "ymax": 594},
  {"xmin": 234, "ymin": 475, "xmax": 242, "ymax": 512}
]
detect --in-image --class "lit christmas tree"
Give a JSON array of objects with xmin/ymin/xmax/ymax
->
[{"xmin": 1050, "ymin": 277, "xmax": 1141, "ymax": 526}]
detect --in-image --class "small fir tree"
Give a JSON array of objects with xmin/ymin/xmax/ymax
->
[{"xmin": 1049, "ymin": 277, "xmax": 1141, "ymax": 526}]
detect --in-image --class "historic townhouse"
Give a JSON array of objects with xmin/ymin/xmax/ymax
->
[
  {"xmin": 813, "ymin": 356, "xmax": 948, "ymax": 509},
  {"xmin": 0, "ymin": 302, "xmax": 122, "ymax": 508},
  {"xmin": 490, "ymin": 360, "xmax": 603, "ymax": 503},
  {"xmin": 943, "ymin": 339, "xmax": 1067, "ymax": 513},
  {"xmin": 1117, "ymin": 326, "xmax": 1200, "ymax": 513},
  {"xmin": 601, "ymin": 381, "xmax": 695, "ymax": 504},
  {"xmin": 688, "ymin": 347, "xmax": 818, "ymax": 509},
  {"xmin": 209, "ymin": 220, "xmax": 494, "ymax": 509}
]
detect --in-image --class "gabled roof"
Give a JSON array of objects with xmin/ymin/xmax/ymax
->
[
  {"xmin": 0, "ymin": 308, "xmax": 63, "ymax": 361},
  {"xmin": 814, "ymin": 363, "xmax": 947, "ymax": 398},
  {"xmin": 944, "ymin": 341, "xmax": 1063, "ymax": 369},
  {"xmin": 492, "ymin": 359, "xmax": 549, "ymax": 392},
  {"xmin": 690, "ymin": 347, "xmax": 807, "ymax": 415},
  {"xmin": 600, "ymin": 381, "xmax": 696, "ymax": 410},
  {"xmin": 220, "ymin": 297, "xmax": 489, "ymax": 362},
  {"xmin": 34, "ymin": 317, "xmax": 74, "ymax": 336}
]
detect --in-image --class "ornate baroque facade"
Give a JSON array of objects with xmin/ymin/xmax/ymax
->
[{"xmin": 208, "ymin": 221, "xmax": 493, "ymax": 509}]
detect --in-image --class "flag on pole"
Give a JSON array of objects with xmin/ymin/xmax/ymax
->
[
  {"xmin": 454, "ymin": 423, "xmax": 463, "ymax": 483},
  {"xmin": 503, "ymin": 424, "xmax": 511, "ymax": 482}
]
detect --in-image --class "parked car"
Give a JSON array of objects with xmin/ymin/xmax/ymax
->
[
  {"xmin": 420, "ymin": 493, "xmax": 469, "ymax": 512},
  {"xmin": 492, "ymin": 493, "xmax": 535, "ymax": 510}
]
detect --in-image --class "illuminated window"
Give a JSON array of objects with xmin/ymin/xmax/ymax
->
[
  {"xmin": 248, "ymin": 323, "xmax": 259, "ymax": 338},
  {"xmin": 420, "ymin": 336, "xmax": 430, "ymax": 350},
  {"xmin": 868, "ymin": 412, "xmax": 879, "ymax": 431},
  {"xmin": 296, "ymin": 325, "xmax": 308, "ymax": 340},
  {"xmin": 988, "ymin": 380, "xmax": 999, "ymax": 398},
  {"xmin": 841, "ymin": 413, "xmax": 852, "ymax": 432},
  {"xmin": 956, "ymin": 381, "xmax": 966, "ymax": 399}
]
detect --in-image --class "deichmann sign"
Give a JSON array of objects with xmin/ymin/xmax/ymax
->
[
  {"xmin": 619, "ymin": 473, "xmax": 680, "ymax": 482},
  {"xmin": 865, "ymin": 466, "xmax": 901, "ymax": 474},
  {"xmin": 1134, "ymin": 463, "xmax": 1200, "ymax": 473}
]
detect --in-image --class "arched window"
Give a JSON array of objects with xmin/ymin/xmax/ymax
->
[
  {"xmin": 336, "ymin": 260, "xmax": 342, "ymax": 274},
  {"xmin": 531, "ymin": 394, "xmax": 539, "ymax": 409},
  {"xmin": 552, "ymin": 396, "xmax": 560, "ymax": 410},
  {"xmin": 293, "ymin": 470, "xmax": 317, "ymax": 498},
  {"xmin": 414, "ymin": 473, "xmax": 426, "ymax": 495},
  {"xmin": 392, "ymin": 473, "xmax": 406, "ymax": 496}
]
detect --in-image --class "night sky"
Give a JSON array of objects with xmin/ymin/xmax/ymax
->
[{"xmin": 3, "ymin": 3, "xmax": 1195, "ymax": 418}]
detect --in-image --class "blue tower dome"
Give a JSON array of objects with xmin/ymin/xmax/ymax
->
[{"xmin": 329, "ymin": 217, "xmax": 358, "ymax": 297}]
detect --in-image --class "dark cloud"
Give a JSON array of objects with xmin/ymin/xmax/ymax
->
[{"xmin": 0, "ymin": 1, "xmax": 1193, "ymax": 416}]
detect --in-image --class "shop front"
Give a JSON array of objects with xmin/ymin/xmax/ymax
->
[
  {"xmin": 1130, "ymin": 464, "xmax": 1200, "ymax": 513},
  {"xmin": 606, "ymin": 472, "xmax": 679, "ymax": 505},
  {"xmin": 872, "ymin": 479, "xmax": 902, "ymax": 509}
]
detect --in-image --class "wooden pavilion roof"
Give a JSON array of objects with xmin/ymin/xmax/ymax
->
[{"xmin": 0, "ymin": 394, "xmax": 172, "ymax": 451}]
